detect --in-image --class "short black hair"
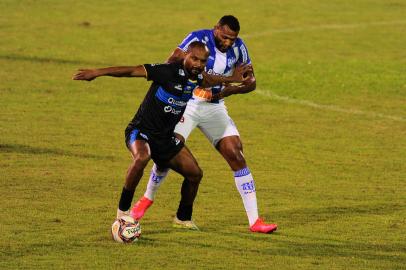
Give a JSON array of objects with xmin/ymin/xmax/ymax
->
[
  {"xmin": 218, "ymin": 15, "xmax": 240, "ymax": 32},
  {"xmin": 187, "ymin": 41, "xmax": 208, "ymax": 52}
]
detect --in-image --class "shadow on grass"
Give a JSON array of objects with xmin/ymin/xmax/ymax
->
[
  {"xmin": 132, "ymin": 203, "xmax": 405, "ymax": 265},
  {"xmin": 0, "ymin": 143, "xmax": 116, "ymax": 161},
  {"xmin": 273, "ymin": 203, "xmax": 404, "ymax": 224},
  {"xmin": 166, "ymin": 230, "xmax": 405, "ymax": 264},
  {"xmin": 0, "ymin": 54, "xmax": 111, "ymax": 66},
  {"xmin": 167, "ymin": 202, "xmax": 404, "ymax": 264}
]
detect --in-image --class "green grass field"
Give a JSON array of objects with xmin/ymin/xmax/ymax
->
[{"xmin": 1, "ymin": 0, "xmax": 405, "ymax": 269}]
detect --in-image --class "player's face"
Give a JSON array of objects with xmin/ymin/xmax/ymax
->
[
  {"xmin": 184, "ymin": 47, "xmax": 209, "ymax": 76},
  {"xmin": 214, "ymin": 24, "xmax": 238, "ymax": 52}
]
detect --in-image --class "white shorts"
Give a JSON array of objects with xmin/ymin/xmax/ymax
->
[{"xmin": 174, "ymin": 98, "xmax": 240, "ymax": 146}]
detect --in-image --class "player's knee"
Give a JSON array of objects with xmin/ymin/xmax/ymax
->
[
  {"xmin": 196, "ymin": 167, "xmax": 203, "ymax": 181},
  {"xmin": 132, "ymin": 152, "xmax": 150, "ymax": 169},
  {"xmin": 223, "ymin": 145, "xmax": 245, "ymax": 165},
  {"xmin": 188, "ymin": 166, "xmax": 203, "ymax": 183}
]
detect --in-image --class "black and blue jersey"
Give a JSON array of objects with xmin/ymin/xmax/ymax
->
[{"xmin": 126, "ymin": 62, "xmax": 203, "ymax": 139}]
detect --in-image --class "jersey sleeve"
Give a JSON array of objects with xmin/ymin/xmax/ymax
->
[
  {"xmin": 143, "ymin": 63, "xmax": 173, "ymax": 84},
  {"xmin": 178, "ymin": 31, "xmax": 203, "ymax": 52},
  {"xmin": 236, "ymin": 40, "xmax": 252, "ymax": 65}
]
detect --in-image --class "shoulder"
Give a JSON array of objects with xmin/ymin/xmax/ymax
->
[
  {"xmin": 179, "ymin": 29, "xmax": 212, "ymax": 51},
  {"xmin": 186, "ymin": 29, "xmax": 212, "ymax": 42},
  {"xmin": 170, "ymin": 62, "xmax": 188, "ymax": 78},
  {"xmin": 144, "ymin": 62, "xmax": 178, "ymax": 81},
  {"xmin": 234, "ymin": 37, "xmax": 248, "ymax": 48},
  {"xmin": 233, "ymin": 38, "xmax": 250, "ymax": 56},
  {"xmin": 231, "ymin": 38, "xmax": 251, "ymax": 64},
  {"xmin": 164, "ymin": 62, "xmax": 186, "ymax": 78},
  {"xmin": 190, "ymin": 29, "xmax": 211, "ymax": 36},
  {"xmin": 144, "ymin": 62, "xmax": 171, "ymax": 71},
  {"xmin": 170, "ymin": 61, "xmax": 184, "ymax": 70}
]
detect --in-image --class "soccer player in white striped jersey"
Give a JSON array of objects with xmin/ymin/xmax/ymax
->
[{"xmin": 131, "ymin": 15, "xmax": 277, "ymax": 233}]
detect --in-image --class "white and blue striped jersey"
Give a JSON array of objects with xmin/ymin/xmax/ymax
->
[{"xmin": 178, "ymin": 29, "xmax": 252, "ymax": 97}]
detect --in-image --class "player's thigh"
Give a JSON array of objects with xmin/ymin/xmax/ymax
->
[
  {"xmin": 167, "ymin": 146, "xmax": 202, "ymax": 180},
  {"xmin": 199, "ymin": 106, "xmax": 240, "ymax": 146},
  {"xmin": 174, "ymin": 105, "xmax": 199, "ymax": 141},
  {"xmin": 128, "ymin": 139, "xmax": 151, "ymax": 163}
]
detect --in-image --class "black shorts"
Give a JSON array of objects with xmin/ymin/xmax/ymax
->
[{"xmin": 125, "ymin": 127, "xmax": 184, "ymax": 167}]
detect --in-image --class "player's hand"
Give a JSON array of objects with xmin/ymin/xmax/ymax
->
[
  {"xmin": 230, "ymin": 64, "xmax": 253, "ymax": 83},
  {"xmin": 72, "ymin": 69, "xmax": 99, "ymax": 81}
]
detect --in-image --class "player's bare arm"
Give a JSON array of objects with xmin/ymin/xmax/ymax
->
[
  {"xmin": 167, "ymin": 48, "xmax": 186, "ymax": 63},
  {"xmin": 201, "ymin": 64, "xmax": 252, "ymax": 87},
  {"xmin": 72, "ymin": 65, "xmax": 147, "ymax": 81},
  {"xmin": 211, "ymin": 67, "xmax": 256, "ymax": 100}
]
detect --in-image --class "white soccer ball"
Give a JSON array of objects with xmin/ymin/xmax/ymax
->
[{"xmin": 111, "ymin": 215, "xmax": 141, "ymax": 243}]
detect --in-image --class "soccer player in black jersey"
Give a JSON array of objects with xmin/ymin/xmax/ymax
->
[{"xmin": 73, "ymin": 41, "xmax": 251, "ymax": 229}]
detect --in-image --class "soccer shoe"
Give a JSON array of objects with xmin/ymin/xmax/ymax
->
[
  {"xmin": 250, "ymin": 218, "xmax": 278, "ymax": 233},
  {"xmin": 116, "ymin": 209, "xmax": 130, "ymax": 219},
  {"xmin": 173, "ymin": 216, "xmax": 200, "ymax": 231},
  {"xmin": 130, "ymin": 196, "xmax": 153, "ymax": 220}
]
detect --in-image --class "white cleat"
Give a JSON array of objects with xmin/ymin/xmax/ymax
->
[
  {"xmin": 173, "ymin": 216, "xmax": 200, "ymax": 231},
  {"xmin": 116, "ymin": 209, "xmax": 131, "ymax": 219}
]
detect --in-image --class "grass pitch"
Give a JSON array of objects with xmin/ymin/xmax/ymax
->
[{"xmin": 1, "ymin": 1, "xmax": 405, "ymax": 269}]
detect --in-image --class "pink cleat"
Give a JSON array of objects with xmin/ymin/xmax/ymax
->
[
  {"xmin": 130, "ymin": 196, "xmax": 153, "ymax": 220},
  {"xmin": 250, "ymin": 218, "xmax": 278, "ymax": 234}
]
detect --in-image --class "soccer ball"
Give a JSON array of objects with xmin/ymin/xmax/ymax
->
[{"xmin": 111, "ymin": 215, "xmax": 141, "ymax": 243}]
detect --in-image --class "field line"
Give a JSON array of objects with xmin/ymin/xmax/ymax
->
[
  {"xmin": 241, "ymin": 20, "xmax": 406, "ymax": 39},
  {"xmin": 255, "ymin": 89, "xmax": 406, "ymax": 122}
]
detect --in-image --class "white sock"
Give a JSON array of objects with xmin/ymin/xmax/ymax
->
[
  {"xmin": 143, "ymin": 164, "xmax": 169, "ymax": 201},
  {"xmin": 234, "ymin": 167, "xmax": 259, "ymax": 226}
]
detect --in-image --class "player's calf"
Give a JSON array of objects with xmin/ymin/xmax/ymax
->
[{"xmin": 176, "ymin": 177, "xmax": 201, "ymax": 222}]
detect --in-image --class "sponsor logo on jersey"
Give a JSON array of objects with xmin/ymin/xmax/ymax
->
[
  {"xmin": 206, "ymin": 69, "xmax": 222, "ymax": 76},
  {"xmin": 174, "ymin": 84, "xmax": 183, "ymax": 91},
  {"xmin": 178, "ymin": 69, "xmax": 185, "ymax": 76},
  {"xmin": 164, "ymin": 105, "xmax": 182, "ymax": 115},
  {"xmin": 167, "ymin": 97, "xmax": 187, "ymax": 107},
  {"xmin": 241, "ymin": 180, "xmax": 256, "ymax": 194}
]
